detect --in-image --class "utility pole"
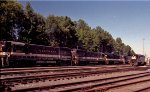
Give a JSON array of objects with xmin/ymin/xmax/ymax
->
[{"xmin": 142, "ymin": 38, "xmax": 145, "ymax": 55}]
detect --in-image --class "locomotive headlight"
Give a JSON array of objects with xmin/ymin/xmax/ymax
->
[
  {"xmin": 97, "ymin": 58, "xmax": 99, "ymax": 60},
  {"xmin": 0, "ymin": 52, "xmax": 6, "ymax": 55}
]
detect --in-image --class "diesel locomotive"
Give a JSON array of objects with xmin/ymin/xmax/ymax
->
[{"xmin": 0, "ymin": 41, "xmax": 145, "ymax": 67}]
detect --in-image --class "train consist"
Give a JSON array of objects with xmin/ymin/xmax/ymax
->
[{"xmin": 0, "ymin": 41, "xmax": 146, "ymax": 67}]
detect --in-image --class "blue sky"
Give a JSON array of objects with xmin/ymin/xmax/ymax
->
[{"xmin": 19, "ymin": 1, "xmax": 150, "ymax": 57}]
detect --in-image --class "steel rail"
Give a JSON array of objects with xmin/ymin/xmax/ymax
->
[
  {"xmin": 10, "ymin": 72, "xmax": 150, "ymax": 92},
  {"xmin": 1, "ymin": 67, "xmax": 138, "ymax": 84}
]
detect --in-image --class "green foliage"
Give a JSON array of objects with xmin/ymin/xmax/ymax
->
[
  {"xmin": 76, "ymin": 21, "xmax": 115, "ymax": 53},
  {"xmin": 18, "ymin": 2, "xmax": 47, "ymax": 45},
  {"xmin": 76, "ymin": 19, "xmax": 92, "ymax": 50},
  {"xmin": 0, "ymin": 1, "xmax": 25, "ymax": 40},
  {"xmin": 46, "ymin": 15, "xmax": 78, "ymax": 48},
  {"xmin": 0, "ymin": 1, "xmax": 135, "ymax": 55}
]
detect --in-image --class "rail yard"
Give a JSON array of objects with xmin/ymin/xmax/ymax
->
[
  {"xmin": 1, "ymin": 65, "xmax": 150, "ymax": 92},
  {"xmin": 1, "ymin": 1, "xmax": 150, "ymax": 92}
]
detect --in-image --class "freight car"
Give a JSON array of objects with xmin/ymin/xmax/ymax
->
[{"xmin": 0, "ymin": 41, "xmax": 127, "ymax": 67}]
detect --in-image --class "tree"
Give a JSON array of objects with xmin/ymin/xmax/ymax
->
[
  {"xmin": 46, "ymin": 15, "xmax": 62, "ymax": 46},
  {"xmin": 19, "ymin": 2, "xmax": 47, "ymax": 45},
  {"xmin": 76, "ymin": 20, "xmax": 116, "ymax": 52},
  {"xmin": 76, "ymin": 19, "xmax": 92, "ymax": 50},
  {"xmin": 92, "ymin": 26, "xmax": 104, "ymax": 52},
  {"xmin": 115, "ymin": 37, "xmax": 124, "ymax": 55},
  {"xmin": 0, "ymin": 1, "xmax": 25, "ymax": 40},
  {"xmin": 46, "ymin": 15, "xmax": 78, "ymax": 47},
  {"xmin": 0, "ymin": 1, "xmax": 135, "ymax": 54},
  {"xmin": 58, "ymin": 16, "xmax": 78, "ymax": 48}
]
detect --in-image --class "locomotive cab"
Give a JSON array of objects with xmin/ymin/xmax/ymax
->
[
  {"xmin": 129, "ymin": 54, "xmax": 146, "ymax": 66},
  {"xmin": 0, "ymin": 41, "xmax": 27, "ymax": 67},
  {"xmin": 0, "ymin": 41, "xmax": 11, "ymax": 67},
  {"xmin": 136, "ymin": 54, "xmax": 146, "ymax": 66}
]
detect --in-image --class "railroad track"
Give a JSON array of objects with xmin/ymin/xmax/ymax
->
[
  {"xmin": 0, "ymin": 65, "xmax": 132, "ymax": 80},
  {"xmin": 86, "ymin": 74, "xmax": 150, "ymax": 92},
  {"xmin": 0, "ymin": 66, "xmax": 138, "ymax": 85},
  {"xmin": 0, "ymin": 65, "xmax": 94, "ymax": 71},
  {"xmin": 0, "ymin": 67, "xmax": 92, "ymax": 74},
  {"xmin": 0, "ymin": 66, "xmax": 149, "ymax": 92},
  {"xmin": 0, "ymin": 67, "xmax": 145, "ymax": 82},
  {"xmin": 134, "ymin": 87, "xmax": 150, "ymax": 92},
  {"xmin": 0, "ymin": 65, "xmax": 130, "ymax": 72},
  {"xmin": 1, "ymin": 65, "xmax": 150, "ymax": 92},
  {"xmin": 8, "ymin": 71, "xmax": 150, "ymax": 92}
]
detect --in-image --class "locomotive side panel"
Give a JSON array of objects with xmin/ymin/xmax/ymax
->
[
  {"xmin": 104, "ymin": 53, "xmax": 125, "ymax": 65},
  {"xmin": 59, "ymin": 47, "xmax": 71, "ymax": 65},
  {"xmin": 28, "ymin": 44, "xmax": 72, "ymax": 66},
  {"xmin": 85, "ymin": 52, "xmax": 101, "ymax": 64},
  {"xmin": 1, "ymin": 41, "xmax": 146, "ymax": 67},
  {"xmin": 74, "ymin": 49, "xmax": 105, "ymax": 65}
]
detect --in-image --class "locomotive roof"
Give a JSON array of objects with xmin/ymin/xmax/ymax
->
[
  {"xmin": 28, "ymin": 43, "xmax": 71, "ymax": 49},
  {"xmin": 76, "ymin": 49, "xmax": 104, "ymax": 54},
  {"xmin": 1, "ymin": 41, "xmax": 71, "ymax": 49},
  {"xmin": 135, "ymin": 54, "xmax": 145, "ymax": 57},
  {"xmin": 2, "ymin": 41, "xmax": 25, "ymax": 46}
]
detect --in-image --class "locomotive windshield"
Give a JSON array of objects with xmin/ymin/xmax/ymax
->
[
  {"xmin": 4, "ymin": 42, "xmax": 12, "ymax": 52},
  {"xmin": 3, "ymin": 41, "xmax": 25, "ymax": 53}
]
